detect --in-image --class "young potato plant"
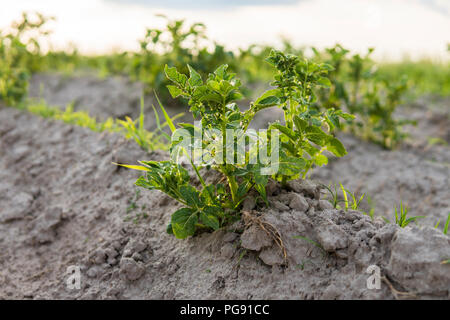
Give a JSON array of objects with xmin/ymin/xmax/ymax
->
[
  {"xmin": 120, "ymin": 51, "xmax": 355, "ymax": 239},
  {"xmin": 129, "ymin": 15, "xmax": 237, "ymax": 102},
  {"xmin": 312, "ymin": 44, "xmax": 350, "ymax": 111},
  {"xmin": 263, "ymin": 50, "xmax": 354, "ymax": 183},
  {"xmin": 313, "ymin": 45, "xmax": 413, "ymax": 149},
  {"xmin": 0, "ymin": 12, "xmax": 52, "ymax": 106},
  {"xmin": 346, "ymin": 50, "xmax": 414, "ymax": 148}
]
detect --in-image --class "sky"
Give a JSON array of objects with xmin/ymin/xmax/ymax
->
[{"xmin": 0, "ymin": 0, "xmax": 449, "ymax": 61}]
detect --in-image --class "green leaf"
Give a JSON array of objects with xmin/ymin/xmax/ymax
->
[
  {"xmin": 305, "ymin": 126, "xmax": 329, "ymax": 146},
  {"xmin": 226, "ymin": 91, "xmax": 243, "ymax": 103},
  {"xmin": 135, "ymin": 175, "xmax": 157, "ymax": 190},
  {"xmin": 258, "ymin": 95, "xmax": 280, "ymax": 106},
  {"xmin": 254, "ymin": 89, "xmax": 281, "ymax": 107},
  {"xmin": 200, "ymin": 206, "xmax": 221, "ymax": 230},
  {"xmin": 164, "ymin": 65, "xmax": 187, "ymax": 87},
  {"xmin": 171, "ymin": 208, "xmax": 198, "ymax": 239},
  {"xmin": 167, "ymin": 85, "xmax": 184, "ymax": 98},
  {"xmin": 255, "ymin": 183, "xmax": 268, "ymax": 205},
  {"xmin": 293, "ymin": 116, "xmax": 308, "ymax": 132},
  {"xmin": 187, "ymin": 64, "xmax": 202, "ymax": 87},
  {"xmin": 179, "ymin": 185, "xmax": 202, "ymax": 208},
  {"xmin": 314, "ymin": 154, "xmax": 328, "ymax": 166},
  {"xmin": 200, "ymin": 184, "xmax": 215, "ymax": 204},
  {"xmin": 271, "ymin": 123, "xmax": 297, "ymax": 141},
  {"xmin": 317, "ymin": 77, "xmax": 331, "ymax": 87},
  {"xmin": 274, "ymin": 153, "xmax": 306, "ymax": 176},
  {"xmin": 214, "ymin": 64, "xmax": 228, "ymax": 79},
  {"xmin": 327, "ymin": 137, "xmax": 347, "ymax": 157}
]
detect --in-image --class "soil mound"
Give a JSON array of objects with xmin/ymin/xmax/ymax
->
[{"xmin": 1, "ymin": 108, "xmax": 449, "ymax": 299}]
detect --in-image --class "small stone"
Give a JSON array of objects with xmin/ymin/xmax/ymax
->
[
  {"xmin": 0, "ymin": 192, "xmax": 34, "ymax": 223},
  {"xmin": 28, "ymin": 208, "xmax": 63, "ymax": 245},
  {"xmin": 289, "ymin": 194, "xmax": 309, "ymax": 212},
  {"xmin": 240, "ymin": 225, "xmax": 273, "ymax": 251},
  {"xmin": 86, "ymin": 266, "xmax": 102, "ymax": 278},
  {"xmin": 259, "ymin": 246, "xmax": 284, "ymax": 266},
  {"xmin": 111, "ymin": 241, "xmax": 122, "ymax": 250},
  {"xmin": 120, "ymin": 258, "xmax": 145, "ymax": 281},
  {"xmin": 271, "ymin": 200, "xmax": 290, "ymax": 211},
  {"xmin": 123, "ymin": 239, "xmax": 147, "ymax": 257},
  {"xmin": 220, "ymin": 243, "xmax": 235, "ymax": 259},
  {"xmin": 93, "ymin": 249, "xmax": 106, "ymax": 265},
  {"xmin": 105, "ymin": 248, "xmax": 118, "ymax": 259},
  {"xmin": 223, "ymin": 232, "xmax": 238, "ymax": 243},
  {"xmin": 335, "ymin": 248, "xmax": 348, "ymax": 259},
  {"xmin": 318, "ymin": 200, "xmax": 333, "ymax": 210},
  {"xmin": 315, "ymin": 219, "xmax": 348, "ymax": 252},
  {"xmin": 131, "ymin": 252, "xmax": 143, "ymax": 261},
  {"xmin": 287, "ymin": 179, "xmax": 320, "ymax": 199}
]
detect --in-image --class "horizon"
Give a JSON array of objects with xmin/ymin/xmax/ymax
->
[{"xmin": 1, "ymin": 0, "xmax": 449, "ymax": 61}]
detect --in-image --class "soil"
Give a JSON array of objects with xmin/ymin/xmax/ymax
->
[{"xmin": 0, "ymin": 73, "xmax": 448, "ymax": 299}]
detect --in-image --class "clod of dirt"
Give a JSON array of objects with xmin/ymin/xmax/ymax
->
[
  {"xmin": 28, "ymin": 208, "xmax": 63, "ymax": 245},
  {"xmin": 314, "ymin": 216, "xmax": 348, "ymax": 252},
  {"xmin": 122, "ymin": 239, "xmax": 147, "ymax": 258},
  {"xmin": 259, "ymin": 246, "xmax": 285, "ymax": 266},
  {"xmin": 387, "ymin": 227, "xmax": 450, "ymax": 296},
  {"xmin": 288, "ymin": 193, "xmax": 309, "ymax": 212},
  {"xmin": 119, "ymin": 258, "xmax": 145, "ymax": 281},
  {"xmin": 240, "ymin": 224, "xmax": 273, "ymax": 251},
  {"xmin": 0, "ymin": 191, "xmax": 34, "ymax": 223},
  {"xmin": 287, "ymin": 179, "xmax": 322, "ymax": 199}
]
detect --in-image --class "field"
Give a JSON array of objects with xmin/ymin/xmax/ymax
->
[{"xmin": 0, "ymin": 12, "xmax": 449, "ymax": 300}]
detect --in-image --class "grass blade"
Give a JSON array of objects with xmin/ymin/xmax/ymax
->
[
  {"xmin": 113, "ymin": 163, "xmax": 150, "ymax": 171},
  {"xmin": 155, "ymin": 91, "xmax": 176, "ymax": 133},
  {"xmin": 444, "ymin": 213, "xmax": 450, "ymax": 235}
]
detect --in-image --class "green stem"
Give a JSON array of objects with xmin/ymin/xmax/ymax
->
[{"xmin": 227, "ymin": 175, "xmax": 239, "ymax": 205}]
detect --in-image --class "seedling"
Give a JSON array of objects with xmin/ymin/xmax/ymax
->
[
  {"xmin": 321, "ymin": 183, "xmax": 340, "ymax": 209},
  {"xmin": 443, "ymin": 213, "xmax": 450, "ymax": 235},
  {"xmin": 322, "ymin": 182, "xmax": 364, "ymax": 211},
  {"xmin": 118, "ymin": 52, "xmax": 355, "ymax": 239},
  {"xmin": 385, "ymin": 201, "xmax": 425, "ymax": 228},
  {"xmin": 339, "ymin": 183, "xmax": 365, "ymax": 211}
]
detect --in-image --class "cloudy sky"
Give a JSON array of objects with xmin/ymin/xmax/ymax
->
[{"xmin": 1, "ymin": 0, "xmax": 449, "ymax": 60}]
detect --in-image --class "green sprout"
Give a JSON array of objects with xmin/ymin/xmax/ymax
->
[{"xmin": 384, "ymin": 201, "xmax": 425, "ymax": 228}]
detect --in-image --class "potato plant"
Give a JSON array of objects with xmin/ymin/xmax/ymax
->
[
  {"xmin": 264, "ymin": 50, "xmax": 354, "ymax": 183},
  {"xmin": 0, "ymin": 12, "xmax": 51, "ymax": 106},
  {"xmin": 127, "ymin": 15, "xmax": 237, "ymax": 102},
  {"xmin": 120, "ymin": 51, "xmax": 354, "ymax": 239},
  {"xmin": 312, "ymin": 45, "xmax": 414, "ymax": 149}
]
